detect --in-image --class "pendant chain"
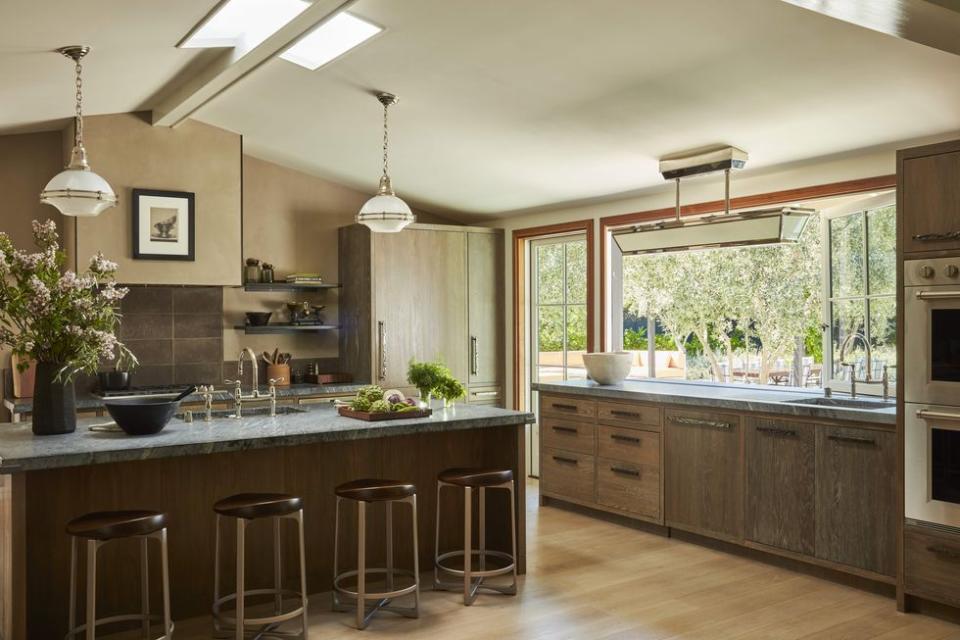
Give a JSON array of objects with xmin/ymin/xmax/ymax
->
[
  {"xmin": 382, "ymin": 103, "xmax": 389, "ymax": 178},
  {"xmin": 74, "ymin": 57, "xmax": 84, "ymax": 147}
]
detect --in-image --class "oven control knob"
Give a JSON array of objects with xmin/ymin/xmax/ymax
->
[
  {"xmin": 920, "ymin": 265, "xmax": 936, "ymax": 279},
  {"xmin": 947, "ymin": 265, "xmax": 960, "ymax": 278}
]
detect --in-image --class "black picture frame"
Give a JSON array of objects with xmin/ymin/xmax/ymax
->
[{"xmin": 131, "ymin": 188, "xmax": 195, "ymax": 261}]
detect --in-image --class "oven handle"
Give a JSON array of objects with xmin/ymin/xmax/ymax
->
[
  {"xmin": 916, "ymin": 409, "xmax": 960, "ymax": 422},
  {"xmin": 916, "ymin": 290, "xmax": 960, "ymax": 301}
]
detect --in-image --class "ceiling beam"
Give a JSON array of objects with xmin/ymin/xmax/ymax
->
[
  {"xmin": 151, "ymin": 0, "xmax": 355, "ymax": 128},
  {"xmin": 780, "ymin": 0, "xmax": 960, "ymax": 57}
]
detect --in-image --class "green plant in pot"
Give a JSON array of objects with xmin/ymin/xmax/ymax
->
[
  {"xmin": 407, "ymin": 360, "xmax": 451, "ymax": 408},
  {"xmin": 435, "ymin": 376, "xmax": 466, "ymax": 409},
  {"xmin": 0, "ymin": 220, "xmax": 136, "ymax": 435}
]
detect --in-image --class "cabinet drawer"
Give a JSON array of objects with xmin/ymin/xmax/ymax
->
[
  {"xmin": 541, "ymin": 447, "xmax": 595, "ymax": 503},
  {"xmin": 597, "ymin": 458, "xmax": 659, "ymax": 519},
  {"xmin": 540, "ymin": 394, "xmax": 596, "ymax": 420},
  {"xmin": 542, "ymin": 417, "xmax": 596, "ymax": 454},
  {"xmin": 904, "ymin": 525, "xmax": 960, "ymax": 606},
  {"xmin": 597, "ymin": 426, "xmax": 659, "ymax": 466},
  {"xmin": 598, "ymin": 401, "xmax": 660, "ymax": 430}
]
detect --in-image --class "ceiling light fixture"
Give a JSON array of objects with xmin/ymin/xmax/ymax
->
[
  {"xmin": 40, "ymin": 46, "xmax": 117, "ymax": 218},
  {"xmin": 180, "ymin": 0, "xmax": 309, "ymax": 53},
  {"xmin": 281, "ymin": 12, "xmax": 381, "ymax": 70},
  {"xmin": 357, "ymin": 92, "xmax": 415, "ymax": 233}
]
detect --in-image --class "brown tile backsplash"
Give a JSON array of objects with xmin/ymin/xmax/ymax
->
[{"xmin": 102, "ymin": 286, "xmax": 225, "ymax": 389}]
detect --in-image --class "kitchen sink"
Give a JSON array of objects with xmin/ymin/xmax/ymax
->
[
  {"xmin": 177, "ymin": 405, "xmax": 309, "ymax": 420},
  {"xmin": 782, "ymin": 397, "xmax": 895, "ymax": 410}
]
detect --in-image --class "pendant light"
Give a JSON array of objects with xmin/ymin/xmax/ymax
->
[
  {"xmin": 40, "ymin": 46, "xmax": 117, "ymax": 217},
  {"xmin": 357, "ymin": 92, "xmax": 414, "ymax": 233}
]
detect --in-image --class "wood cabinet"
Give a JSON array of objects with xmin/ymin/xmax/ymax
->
[
  {"xmin": 745, "ymin": 417, "xmax": 815, "ymax": 555},
  {"xmin": 338, "ymin": 224, "xmax": 503, "ymax": 398},
  {"xmin": 903, "ymin": 524, "xmax": 960, "ymax": 607},
  {"xmin": 899, "ymin": 142, "xmax": 960, "ymax": 256},
  {"xmin": 815, "ymin": 425, "xmax": 896, "ymax": 576},
  {"xmin": 664, "ymin": 408, "xmax": 742, "ymax": 540},
  {"xmin": 467, "ymin": 232, "xmax": 503, "ymax": 385}
]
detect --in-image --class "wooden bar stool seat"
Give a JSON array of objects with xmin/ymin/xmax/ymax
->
[
  {"xmin": 66, "ymin": 510, "xmax": 167, "ymax": 540},
  {"xmin": 65, "ymin": 510, "xmax": 172, "ymax": 639},
  {"xmin": 212, "ymin": 493, "xmax": 308, "ymax": 640},
  {"xmin": 333, "ymin": 479, "xmax": 420, "ymax": 630},
  {"xmin": 434, "ymin": 467, "xmax": 518, "ymax": 606}
]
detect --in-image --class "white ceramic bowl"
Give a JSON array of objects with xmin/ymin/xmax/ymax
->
[{"xmin": 582, "ymin": 351, "xmax": 633, "ymax": 385}]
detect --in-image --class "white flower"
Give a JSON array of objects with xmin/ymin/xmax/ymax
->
[
  {"xmin": 89, "ymin": 252, "xmax": 118, "ymax": 273},
  {"xmin": 31, "ymin": 219, "xmax": 58, "ymax": 249}
]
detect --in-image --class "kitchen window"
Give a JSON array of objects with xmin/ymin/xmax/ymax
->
[{"xmin": 822, "ymin": 194, "xmax": 897, "ymax": 394}]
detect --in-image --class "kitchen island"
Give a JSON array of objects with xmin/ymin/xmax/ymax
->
[{"xmin": 0, "ymin": 403, "xmax": 534, "ymax": 639}]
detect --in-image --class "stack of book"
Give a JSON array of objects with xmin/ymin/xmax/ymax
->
[{"xmin": 285, "ymin": 273, "xmax": 324, "ymax": 284}]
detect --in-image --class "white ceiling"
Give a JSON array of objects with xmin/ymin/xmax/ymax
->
[{"xmin": 3, "ymin": 0, "xmax": 960, "ymax": 219}]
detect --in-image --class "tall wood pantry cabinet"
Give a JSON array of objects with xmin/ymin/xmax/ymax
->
[{"xmin": 338, "ymin": 223, "xmax": 504, "ymax": 405}]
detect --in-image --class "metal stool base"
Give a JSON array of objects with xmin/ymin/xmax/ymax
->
[
  {"xmin": 333, "ymin": 568, "xmax": 419, "ymax": 628},
  {"xmin": 434, "ymin": 479, "xmax": 518, "ymax": 606},
  {"xmin": 64, "ymin": 613, "xmax": 174, "ymax": 640}
]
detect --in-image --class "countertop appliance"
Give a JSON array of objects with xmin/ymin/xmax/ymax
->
[{"xmin": 905, "ymin": 256, "xmax": 960, "ymax": 531}]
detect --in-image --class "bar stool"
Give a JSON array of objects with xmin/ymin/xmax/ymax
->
[
  {"xmin": 65, "ymin": 510, "xmax": 172, "ymax": 639},
  {"xmin": 332, "ymin": 479, "xmax": 420, "ymax": 630},
  {"xmin": 434, "ymin": 468, "xmax": 518, "ymax": 605},
  {"xmin": 212, "ymin": 493, "xmax": 308, "ymax": 640}
]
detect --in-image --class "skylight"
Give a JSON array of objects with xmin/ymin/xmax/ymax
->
[
  {"xmin": 181, "ymin": 0, "xmax": 310, "ymax": 52},
  {"xmin": 280, "ymin": 12, "xmax": 381, "ymax": 70}
]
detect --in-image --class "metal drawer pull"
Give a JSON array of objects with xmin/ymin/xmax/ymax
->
[
  {"xmin": 916, "ymin": 290, "xmax": 960, "ymax": 300},
  {"xmin": 917, "ymin": 409, "xmax": 960, "ymax": 422},
  {"xmin": 551, "ymin": 425, "xmax": 578, "ymax": 434},
  {"xmin": 552, "ymin": 403, "xmax": 578, "ymax": 411},
  {"xmin": 927, "ymin": 545, "xmax": 960, "ymax": 560},
  {"xmin": 672, "ymin": 415, "xmax": 732, "ymax": 430},
  {"xmin": 377, "ymin": 320, "xmax": 387, "ymax": 382},
  {"xmin": 610, "ymin": 410, "xmax": 641, "ymax": 418},
  {"xmin": 827, "ymin": 434, "xmax": 876, "ymax": 445},
  {"xmin": 756, "ymin": 426, "xmax": 798, "ymax": 437},
  {"xmin": 610, "ymin": 466, "xmax": 640, "ymax": 477},
  {"xmin": 552, "ymin": 455, "xmax": 578, "ymax": 465},
  {"xmin": 913, "ymin": 231, "xmax": 960, "ymax": 242},
  {"xmin": 473, "ymin": 391, "xmax": 500, "ymax": 398},
  {"xmin": 610, "ymin": 434, "xmax": 641, "ymax": 444}
]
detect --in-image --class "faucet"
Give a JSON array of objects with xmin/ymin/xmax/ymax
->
[
  {"xmin": 838, "ymin": 332, "xmax": 889, "ymax": 399},
  {"xmin": 224, "ymin": 347, "xmax": 277, "ymax": 418}
]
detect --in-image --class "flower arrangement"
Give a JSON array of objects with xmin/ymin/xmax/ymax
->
[{"xmin": 0, "ymin": 219, "xmax": 136, "ymax": 380}]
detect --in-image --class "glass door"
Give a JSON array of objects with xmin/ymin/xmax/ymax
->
[{"xmin": 527, "ymin": 233, "xmax": 588, "ymax": 476}]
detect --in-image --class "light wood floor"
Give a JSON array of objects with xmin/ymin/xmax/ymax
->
[{"xmin": 168, "ymin": 480, "xmax": 960, "ymax": 640}]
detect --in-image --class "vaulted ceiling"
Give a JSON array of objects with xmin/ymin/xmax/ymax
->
[{"xmin": 3, "ymin": 0, "xmax": 960, "ymax": 219}]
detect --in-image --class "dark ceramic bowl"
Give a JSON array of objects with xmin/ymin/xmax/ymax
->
[
  {"xmin": 245, "ymin": 311, "xmax": 272, "ymax": 326},
  {"xmin": 98, "ymin": 370, "xmax": 131, "ymax": 391},
  {"xmin": 103, "ymin": 398, "xmax": 180, "ymax": 436}
]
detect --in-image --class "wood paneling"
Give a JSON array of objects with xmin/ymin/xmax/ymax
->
[
  {"xmin": 904, "ymin": 524, "xmax": 960, "ymax": 608},
  {"xmin": 540, "ymin": 447, "xmax": 595, "ymax": 503},
  {"xmin": 745, "ymin": 417, "xmax": 815, "ymax": 555},
  {"xmin": 511, "ymin": 220, "xmax": 594, "ymax": 410},
  {"xmin": 598, "ymin": 174, "xmax": 897, "ymax": 349},
  {"xmin": 15, "ymin": 424, "xmax": 525, "ymax": 639},
  {"xmin": 541, "ymin": 416, "xmax": 596, "ymax": 454},
  {"xmin": 816, "ymin": 425, "xmax": 897, "ymax": 576},
  {"xmin": 664, "ymin": 408, "xmax": 743, "ymax": 540},
  {"xmin": 899, "ymin": 142, "xmax": 960, "ymax": 256}
]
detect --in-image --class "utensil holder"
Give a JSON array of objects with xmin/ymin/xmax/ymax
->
[{"xmin": 267, "ymin": 364, "xmax": 291, "ymax": 387}]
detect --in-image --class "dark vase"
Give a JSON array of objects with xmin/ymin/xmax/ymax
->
[{"xmin": 31, "ymin": 362, "xmax": 76, "ymax": 435}]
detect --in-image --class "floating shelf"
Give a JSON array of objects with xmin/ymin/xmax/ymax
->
[
  {"xmin": 234, "ymin": 324, "xmax": 340, "ymax": 334},
  {"xmin": 241, "ymin": 282, "xmax": 341, "ymax": 292}
]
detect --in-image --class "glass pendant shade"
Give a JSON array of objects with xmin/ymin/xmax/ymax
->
[
  {"xmin": 40, "ymin": 163, "xmax": 117, "ymax": 217},
  {"xmin": 357, "ymin": 176, "xmax": 414, "ymax": 233}
]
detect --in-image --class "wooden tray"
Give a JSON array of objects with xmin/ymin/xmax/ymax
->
[{"xmin": 338, "ymin": 406, "xmax": 432, "ymax": 421}]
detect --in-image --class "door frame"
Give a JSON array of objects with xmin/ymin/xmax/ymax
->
[{"xmin": 511, "ymin": 219, "xmax": 595, "ymax": 412}]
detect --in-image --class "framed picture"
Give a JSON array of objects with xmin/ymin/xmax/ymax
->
[{"xmin": 131, "ymin": 188, "xmax": 195, "ymax": 261}]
